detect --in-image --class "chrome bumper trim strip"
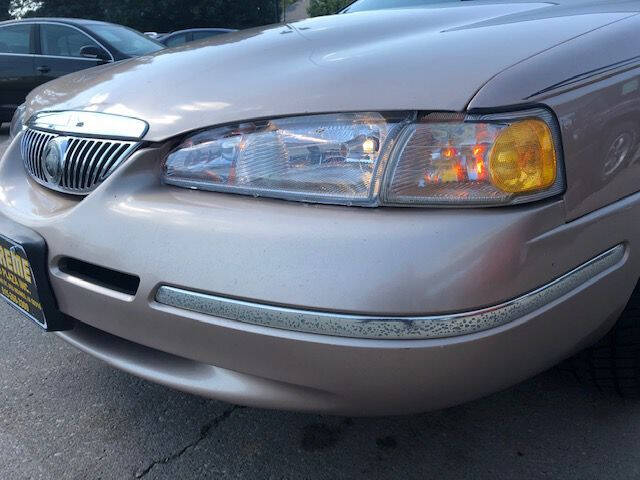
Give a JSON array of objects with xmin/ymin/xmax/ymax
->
[{"xmin": 155, "ymin": 245, "xmax": 625, "ymax": 339}]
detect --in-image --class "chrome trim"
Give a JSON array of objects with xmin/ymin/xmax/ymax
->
[
  {"xmin": 21, "ymin": 128, "xmax": 139, "ymax": 195},
  {"xmin": 29, "ymin": 111, "xmax": 148, "ymax": 140},
  {"xmin": 155, "ymin": 245, "xmax": 625, "ymax": 339}
]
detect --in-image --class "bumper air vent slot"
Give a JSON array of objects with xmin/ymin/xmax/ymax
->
[{"xmin": 59, "ymin": 258, "xmax": 140, "ymax": 296}]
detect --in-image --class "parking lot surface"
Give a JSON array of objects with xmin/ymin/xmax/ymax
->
[{"xmin": 2, "ymin": 125, "xmax": 640, "ymax": 479}]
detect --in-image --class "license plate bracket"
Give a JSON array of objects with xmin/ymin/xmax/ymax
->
[{"xmin": 0, "ymin": 217, "xmax": 73, "ymax": 331}]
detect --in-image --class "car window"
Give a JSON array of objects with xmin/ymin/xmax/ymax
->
[
  {"xmin": 0, "ymin": 24, "xmax": 32, "ymax": 54},
  {"xmin": 40, "ymin": 24, "xmax": 103, "ymax": 58},
  {"xmin": 192, "ymin": 31, "xmax": 220, "ymax": 41},
  {"xmin": 343, "ymin": 0, "xmax": 461, "ymax": 12},
  {"xmin": 165, "ymin": 33, "xmax": 188, "ymax": 47},
  {"xmin": 88, "ymin": 24, "xmax": 164, "ymax": 56}
]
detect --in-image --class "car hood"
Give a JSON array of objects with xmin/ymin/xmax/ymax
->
[{"xmin": 25, "ymin": 2, "xmax": 636, "ymax": 141}]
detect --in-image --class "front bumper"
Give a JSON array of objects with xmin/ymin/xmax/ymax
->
[
  {"xmin": 1, "ymin": 138, "xmax": 639, "ymax": 415},
  {"xmin": 58, "ymin": 256, "xmax": 629, "ymax": 414}
]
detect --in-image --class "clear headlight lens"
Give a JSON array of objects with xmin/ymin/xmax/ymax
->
[
  {"xmin": 162, "ymin": 109, "xmax": 564, "ymax": 207},
  {"xmin": 9, "ymin": 104, "xmax": 27, "ymax": 139},
  {"xmin": 163, "ymin": 112, "xmax": 410, "ymax": 205}
]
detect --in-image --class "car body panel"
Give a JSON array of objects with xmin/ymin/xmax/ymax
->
[
  {"xmin": 0, "ymin": 54, "xmax": 37, "ymax": 121},
  {"xmin": 0, "ymin": 137, "xmax": 629, "ymax": 317},
  {"xmin": 54, "ymin": 258, "xmax": 631, "ymax": 416},
  {"xmin": 469, "ymin": 13, "xmax": 640, "ymax": 221},
  {"xmin": 31, "ymin": 22, "xmax": 110, "ymax": 84},
  {"xmin": 0, "ymin": 140, "xmax": 567, "ymax": 315},
  {"xmin": 159, "ymin": 28, "xmax": 236, "ymax": 47},
  {"xmin": 24, "ymin": 3, "xmax": 635, "ymax": 141},
  {"xmin": 3, "ymin": 0, "xmax": 640, "ymax": 414},
  {"xmin": 0, "ymin": 136, "xmax": 638, "ymax": 414},
  {"xmin": 0, "ymin": 23, "xmax": 38, "ymax": 121}
]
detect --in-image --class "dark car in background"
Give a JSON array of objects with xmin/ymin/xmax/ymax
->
[
  {"xmin": 158, "ymin": 28, "xmax": 236, "ymax": 47},
  {"xmin": 0, "ymin": 18, "xmax": 164, "ymax": 123}
]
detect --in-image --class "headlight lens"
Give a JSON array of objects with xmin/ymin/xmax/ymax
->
[
  {"xmin": 163, "ymin": 112, "xmax": 410, "ymax": 205},
  {"xmin": 163, "ymin": 109, "xmax": 564, "ymax": 207},
  {"xmin": 9, "ymin": 104, "xmax": 27, "ymax": 139},
  {"xmin": 383, "ymin": 111, "xmax": 562, "ymax": 206}
]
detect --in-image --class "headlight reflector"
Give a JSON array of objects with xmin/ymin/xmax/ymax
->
[{"xmin": 163, "ymin": 109, "xmax": 564, "ymax": 207}]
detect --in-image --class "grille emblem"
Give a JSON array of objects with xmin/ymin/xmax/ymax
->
[{"xmin": 41, "ymin": 138, "xmax": 65, "ymax": 184}]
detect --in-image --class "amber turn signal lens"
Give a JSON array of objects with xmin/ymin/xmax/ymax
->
[{"xmin": 488, "ymin": 119, "xmax": 557, "ymax": 194}]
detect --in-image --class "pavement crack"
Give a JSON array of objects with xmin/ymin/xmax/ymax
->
[{"xmin": 134, "ymin": 405, "xmax": 240, "ymax": 479}]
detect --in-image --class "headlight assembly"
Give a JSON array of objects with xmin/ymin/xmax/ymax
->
[
  {"xmin": 9, "ymin": 104, "xmax": 27, "ymax": 139},
  {"xmin": 163, "ymin": 112, "xmax": 410, "ymax": 205},
  {"xmin": 162, "ymin": 108, "xmax": 564, "ymax": 207}
]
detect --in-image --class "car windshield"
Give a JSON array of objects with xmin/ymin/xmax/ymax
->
[
  {"xmin": 343, "ymin": 0, "xmax": 465, "ymax": 13},
  {"xmin": 88, "ymin": 24, "xmax": 164, "ymax": 56}
]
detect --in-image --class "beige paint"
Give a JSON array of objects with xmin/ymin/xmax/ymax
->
[{"xmin": 1, "ymin": 0, "xmax": 640, "ymax": 414}]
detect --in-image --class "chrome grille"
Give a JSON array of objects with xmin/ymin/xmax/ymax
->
[
  {"xmin": 21, "ymin": 129, "xmax": 56, "ymax": 181},
  {"xmin": 21, "ymin": 128, "xmax": 139, "ymax": 195}
]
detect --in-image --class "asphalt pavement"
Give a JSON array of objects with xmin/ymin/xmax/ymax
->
[{"xmin": 1, "ymin": 125, "xmax": 640, "ymax": 479}]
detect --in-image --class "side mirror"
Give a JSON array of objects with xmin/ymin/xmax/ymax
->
[{"xmin": 80, "ymin": 45, "xmax": 110, "ymax": 62}]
